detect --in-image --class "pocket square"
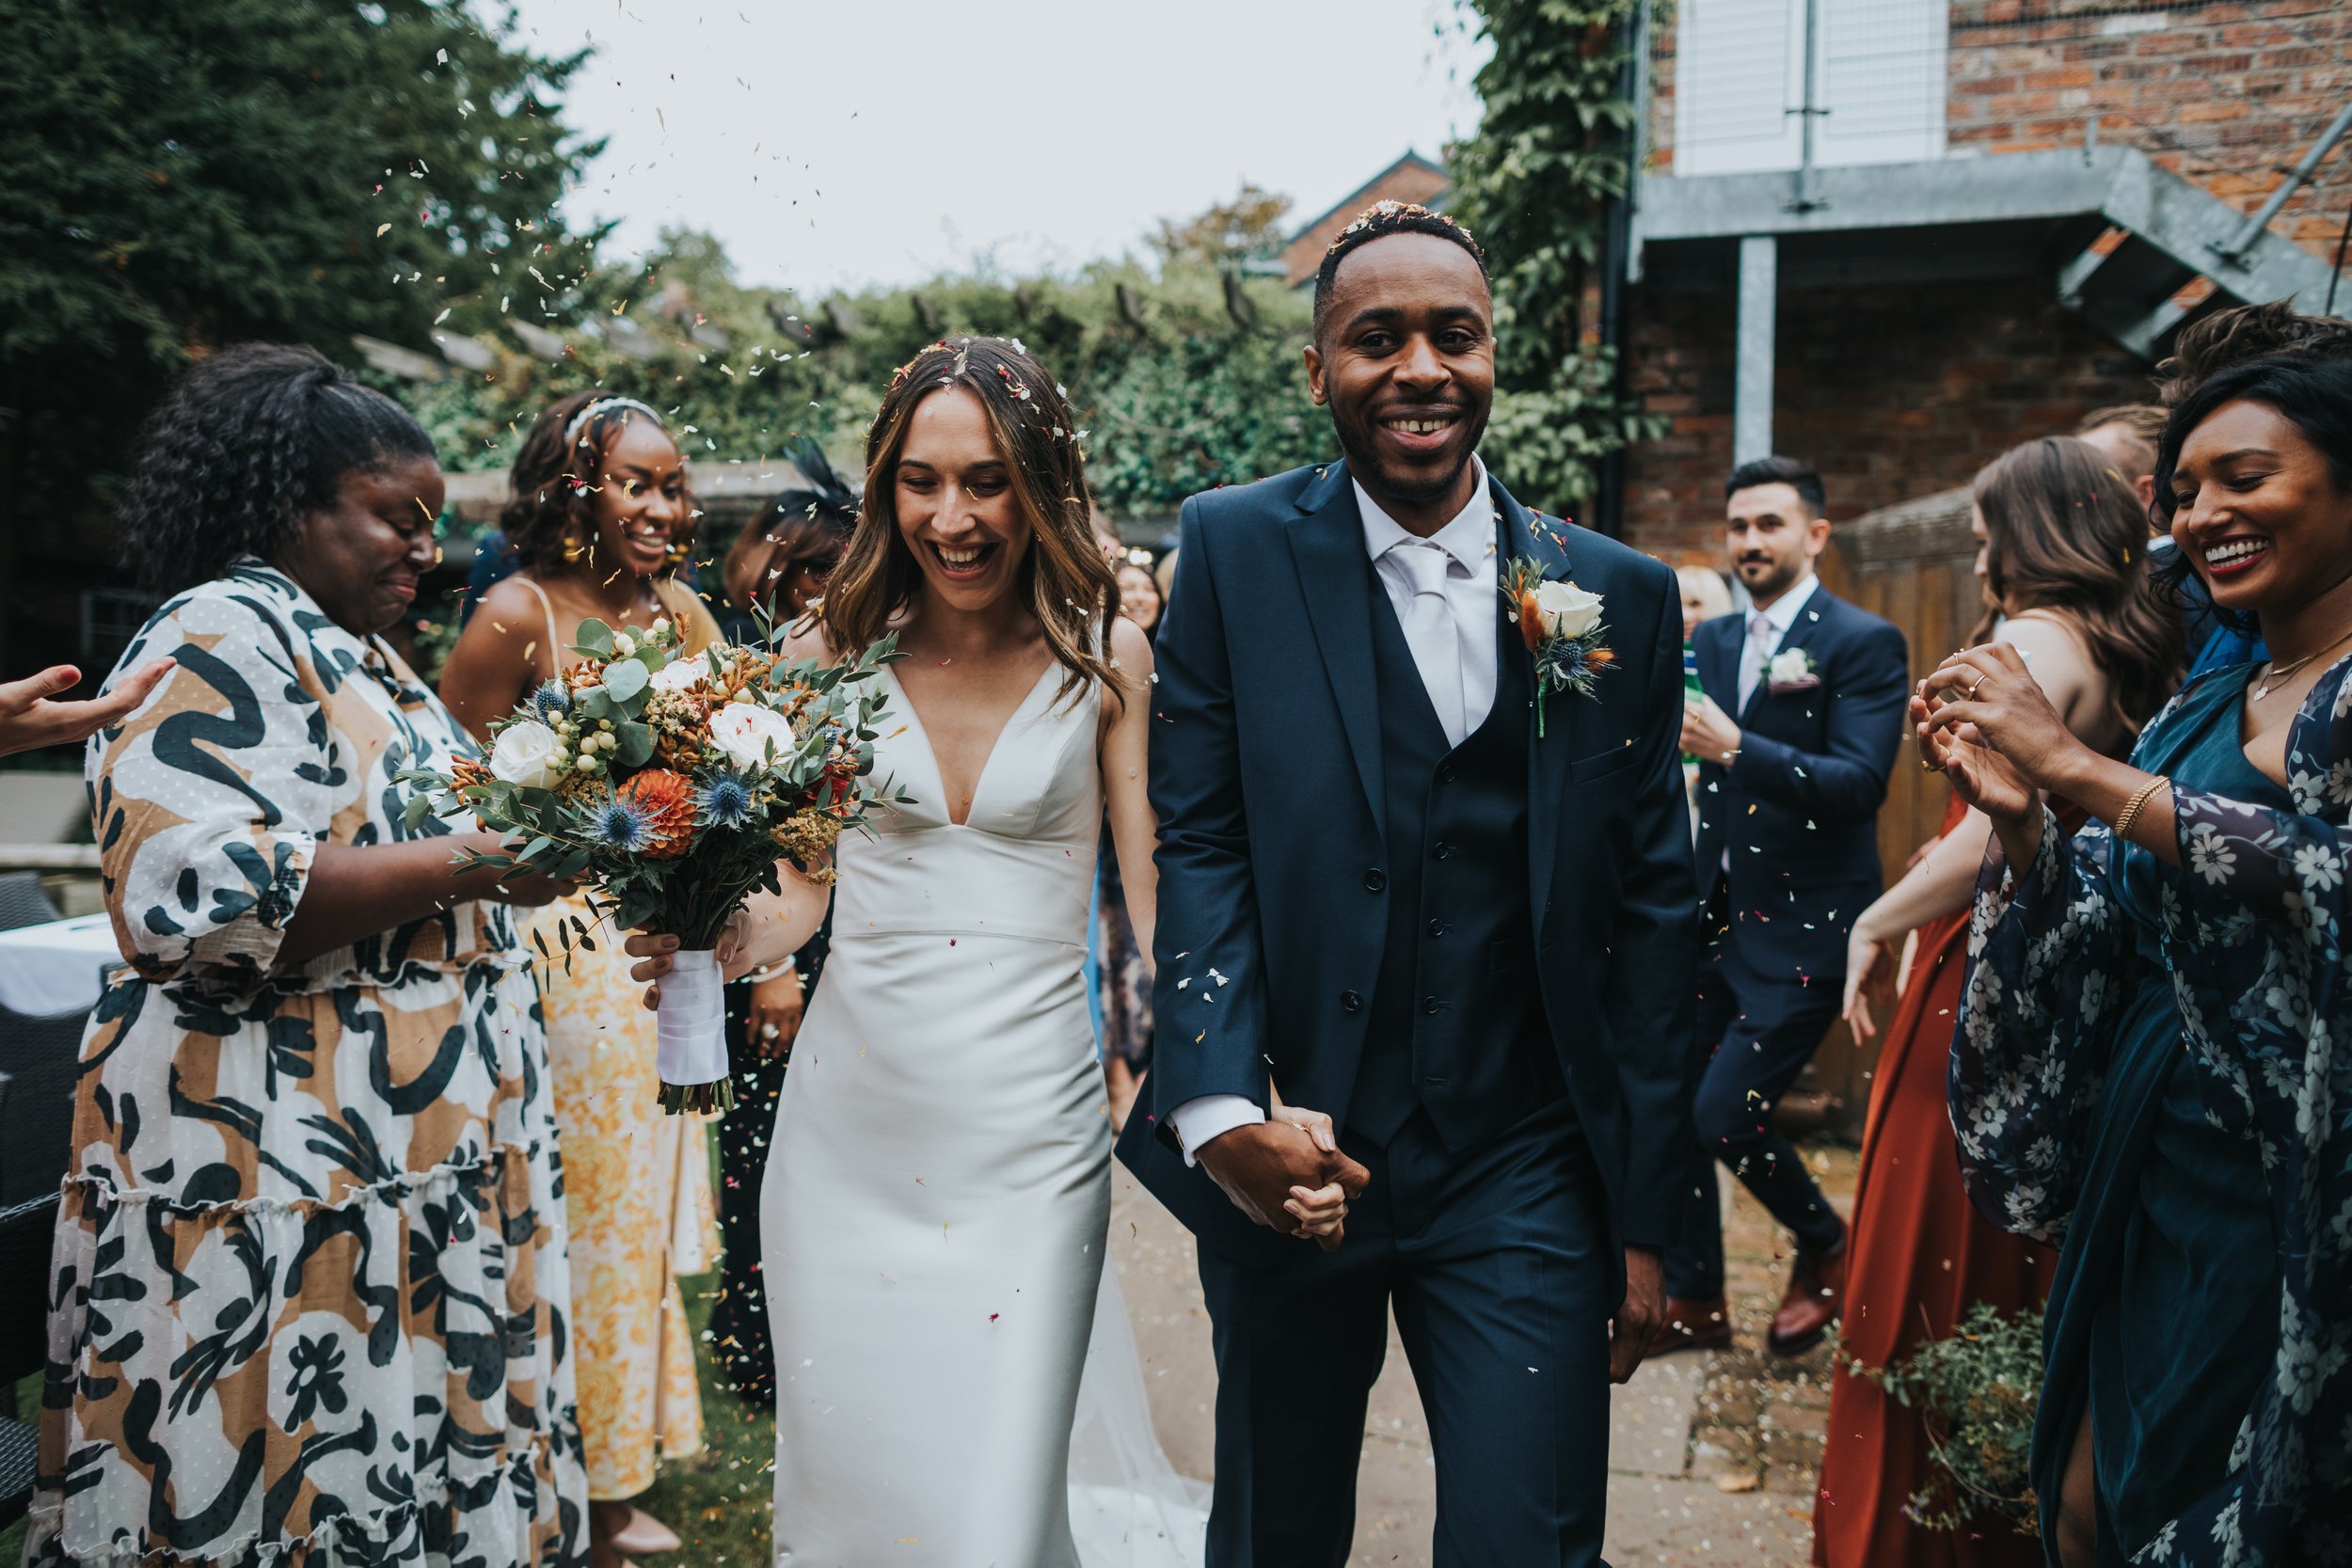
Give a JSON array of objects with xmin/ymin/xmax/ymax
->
[{"xmin": 1767, "ymin": 673, "xmax": 1822, "ymax": 694}]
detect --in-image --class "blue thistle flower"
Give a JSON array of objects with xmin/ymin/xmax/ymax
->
[
  {"xmin": 588, "ymin": 793, "xmax": 654, "ymax": 853},
  {"xmin": 696, "ymin": 774, "xmax": 755, "ymax": 831},
  {"xmin": 531, "ymin": 679, "xmax": 570, "ymax": 721}
]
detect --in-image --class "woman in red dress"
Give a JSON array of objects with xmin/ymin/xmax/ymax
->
[{"xmin": 1814, "ymin": 437, "xmax": 2182, "ymax": 1566}]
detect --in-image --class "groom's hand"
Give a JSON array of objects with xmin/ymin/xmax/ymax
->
[
  {"xmin": 1609, "ymin": 1245, "xmax": 1666, "ymax": 1384},
  {"xmin": 1195, "ymin": 1118, "xmax": 1371, "ymax": 1252}
]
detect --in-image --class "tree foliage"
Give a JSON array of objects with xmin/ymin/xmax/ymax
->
[
  {"xmin": 1148, "ymin": 182, "xmax": 1294, "ymax": 269},
  {"xmin": 1445, "ymin": 0, "xmax": 1658, "ymax": 517},
  {"xmin": 403, "ymin": 228, "xmax": 1326, "ymax": 525},
  {"xmin": 0, "ymin": 0, "xmax": 601, "ymax": 475}
]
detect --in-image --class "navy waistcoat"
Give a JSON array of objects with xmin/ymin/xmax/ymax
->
[{"xmin": 1351, "ymin": 542, "xmax": 1567, "ymax": 1149}]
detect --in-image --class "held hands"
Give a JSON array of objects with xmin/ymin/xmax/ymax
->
[
  {"xmin": 1913, "ymin": 644, "xmax": 2074, "ymax": 826},
  {"xmin": 1194, "ymin": 1110, "xmax": 1370, "ymax": 1253},
  {"xmin": 1679, "ymin": 692, "xmax": 1742, "ymax": 766}
]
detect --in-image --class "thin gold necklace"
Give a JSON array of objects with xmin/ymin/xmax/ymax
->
[{"xmin": 2252, "ymin": 624, "xmax": 2352, "ymax": 700}]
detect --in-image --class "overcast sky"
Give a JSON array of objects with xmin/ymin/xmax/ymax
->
[{"xmin": 506, "ymin": 0, "xmax": 1490, "ymax": 293}]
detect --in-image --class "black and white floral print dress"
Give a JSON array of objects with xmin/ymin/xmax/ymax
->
[{"xmin": 26, "ymin": 561, "xmax": 586, "ymax": 1566}]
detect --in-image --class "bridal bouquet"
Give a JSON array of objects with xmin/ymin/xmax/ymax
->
[{"xmin": 403, "ymin": 615, "xmax": 899, "ymax": 1113}]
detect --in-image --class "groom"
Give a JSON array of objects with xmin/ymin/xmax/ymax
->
[{"xmin": 1116, "ymin": 201, "xmax": 1698, "ymax": 1566}]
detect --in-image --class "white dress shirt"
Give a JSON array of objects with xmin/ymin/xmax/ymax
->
[
  {"xmin": 1734, "ymin": 571, "xmax": 1820, "ymax": 713},
  {"xmin": 1167, "ymin": 463, "xmax": 1498, "ymax": 1165}
]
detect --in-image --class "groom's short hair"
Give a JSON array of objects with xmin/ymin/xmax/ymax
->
[{"xmin": 1311, "ymin": 201, "xmax": 1489, "ymax": 344}]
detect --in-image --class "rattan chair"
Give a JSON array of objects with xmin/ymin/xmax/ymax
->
[
  {"xmin": 0, "ymin": 1191, "xmax": 55, "ymax": 1528},
  {"xmin": 0, "ymin": 873, "xmax": 60, "ymax": 934}
]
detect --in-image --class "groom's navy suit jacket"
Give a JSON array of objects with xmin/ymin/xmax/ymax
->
[{"xmin": 1116, "ymin": 459, "xmax": 1699, "ymax": 1270}]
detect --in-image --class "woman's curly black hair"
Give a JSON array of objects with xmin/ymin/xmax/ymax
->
[
  {"xmin": 500, "ymin": 391, "xmax": 696, "ymax": 576},
  {"xmin": 119, "ymin": 342, "xmax": 437, "ymax": 594}
]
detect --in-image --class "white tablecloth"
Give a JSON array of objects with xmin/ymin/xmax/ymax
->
[{"xmin": 0, "ymin": 914, "xmax": 123, "ymax": 1017}]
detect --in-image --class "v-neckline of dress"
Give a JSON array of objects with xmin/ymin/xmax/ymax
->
[{"xmin": 884, "ymin": 658, "xmax": 1059, "ymax": 828}]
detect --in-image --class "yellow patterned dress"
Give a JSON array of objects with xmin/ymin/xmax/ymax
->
[
  {"xmin": 526, "ymin": 905, "xmax": 716, "ymax": 1499},
  {"xmin": 30, "ymin": 561, "xmax": 584, "ymax": 1566},
  {"xmin": 512, "ymin": 573, "xmax": 719, "ymax": 1502}
]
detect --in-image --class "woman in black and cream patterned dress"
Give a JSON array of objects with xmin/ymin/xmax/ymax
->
[{"xmin": 28, "ymin": 344, "xmax": 585, "ymax": 1567}]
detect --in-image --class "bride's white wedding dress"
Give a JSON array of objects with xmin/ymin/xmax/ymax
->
[{"xmin": 761, "ymin": 661, "xmax": 1207, "ymax": 1567}]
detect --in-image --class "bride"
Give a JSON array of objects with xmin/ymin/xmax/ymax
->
[{"xmin": 627, "ymin": 338, "xmax": 1345, "ymax": 1566}]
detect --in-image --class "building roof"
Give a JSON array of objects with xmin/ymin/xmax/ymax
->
[{"xmin": 1279, "ymin": 150, "xmax": 1452, "ymax": 286}]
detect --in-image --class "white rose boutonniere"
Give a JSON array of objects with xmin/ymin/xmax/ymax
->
[
  {"xmin": 1767, "ymin": 647, "xmax": 1821, "ymax": 693},
  {"xmin": 487, "ymin": 719, "xmax": 564, "ymax": 790},
  {"xmin": 1501, "ymin": 558, "xmax": 1613, "ymax": 736}
]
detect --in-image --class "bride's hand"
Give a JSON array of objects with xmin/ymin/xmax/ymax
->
[{"xmin": 625, "ymin": 910, "xmax": 755, "ymax": 1011}]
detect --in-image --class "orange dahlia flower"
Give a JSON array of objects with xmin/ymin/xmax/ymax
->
[{"xmin": 616, "ymin": 768, "xmax": 698, "ymax": 859}]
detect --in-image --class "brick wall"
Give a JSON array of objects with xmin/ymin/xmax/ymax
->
[
  {"xmin": 1646, "ymin": 0, "xmax": 2351, "ymax": 256},
  {"xmin": 1620, "ymin": 277, "xmax": 2151, "ymax": 562},
  {"xmin": 1947, "ymin": 0, "xmax": 2351, "ymax": 254}
]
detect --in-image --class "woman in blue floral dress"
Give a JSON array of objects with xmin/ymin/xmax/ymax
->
[
  {"xmin": 27, "ymin": 345, "xmax": 585, "ymax": 1566},
  {"xmin": 1930, "ymin": 348, "xmax": 2352, "ymax": 1565}
]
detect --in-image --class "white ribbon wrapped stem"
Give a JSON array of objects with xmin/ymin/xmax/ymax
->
[{"xmin": 655, "ymin": 948, "xmax": 730, "ymax": 1092}]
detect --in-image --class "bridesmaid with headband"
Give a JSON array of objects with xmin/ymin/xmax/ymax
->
[{"xmin": 442, "ymin": 392, "xmax": 724, "ymax": 1568}]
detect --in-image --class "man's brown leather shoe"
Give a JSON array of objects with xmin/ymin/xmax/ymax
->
[
  {"xmin": 1647, "ymin": 1295, "xmax": 1733, "ymax": 1355},
  {"xmin": 1766, "ymin": 1237, "xmax": 1848, "ymax": 1356}
]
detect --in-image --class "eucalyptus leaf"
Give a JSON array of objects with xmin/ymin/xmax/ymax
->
[
  {"xmin": 601, "ymin": 659, "xmax": 648, "ymax": 703},
  {"xmin": 615, "ymin": 721, "xmax": 655, "ymax": 767},
  {"xmin": 576, "ymin": 618, "xmax": 615, "ymax": 658}
]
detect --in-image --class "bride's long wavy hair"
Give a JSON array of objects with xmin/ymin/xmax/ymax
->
[
  {"xmin": 1969, "ymin": 436, "xmax": 2184, "ymax": 741},
  {"xmin": 818, "ymin": 338, "xmax": 1120, "ymax": 707}
]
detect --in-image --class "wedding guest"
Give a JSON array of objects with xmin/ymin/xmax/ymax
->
[
  {"xmin": 2073, "ymin": 404, "xmax": 2165, "ymax": 511},
  {"xmin": 1665, "ymin": 456, "xmax": 1908, "ymax": 1355},
  {"xmin": 1101, "ymin": 551, "xmax": 1165, "ymax": 1130},
  {"xmin": 1936, "ymin": 350, "xmax": 2352, "ymax": 1564},
  {"xmin": 440, "ymin": 392, "xmax": 723, "ymax": 1567},
  {"xmin": 1815, "ymin": 437, "xmax": 2182, "ymax": 1568},
  {"xmin": 707, "ymin": 438, "xmax": 856, "ymax": 1406},
  {"xmin": 0, "ymin": 657, "xmax": 173, "ymax": 757},
  {"xmin": 1677, "ymin": 562, "xmax": 1732, "ymax": 642},
  {"xmin": 25, "ymin": 343, "xmax": 583, "ymax": 1564},
  {"xmin": 2158, "ymin": 307, "xmax": 2352, "ymax": 680}
]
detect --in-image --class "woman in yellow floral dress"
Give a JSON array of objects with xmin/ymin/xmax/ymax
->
[
  {"xmin": 441, "ymin": 393, "xmax": 720, "ymax": 1566},
  {"xmin": 31, "ymin": 344, "xmax": 585, "ymax": 1566}
]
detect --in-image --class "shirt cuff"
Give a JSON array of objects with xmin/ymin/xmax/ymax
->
[{"xmin": 1167, "ymin": 1094, "xmax": 1266, "ymax": 1168}]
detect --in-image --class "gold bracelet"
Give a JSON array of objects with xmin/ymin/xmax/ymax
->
[{"xmin": 2110, "ymin": 776, "xmax": 2170, "ymax": 841}]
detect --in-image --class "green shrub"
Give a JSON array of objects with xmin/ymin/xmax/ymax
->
[{"xmin": 1857, "ymin": 1302, "xmax": 2044, "ymax": 1536}]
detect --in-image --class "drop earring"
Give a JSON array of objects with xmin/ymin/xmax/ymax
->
[{"xmin": 561, "ymin": 531, "xmax": 587, "ymax": 564}]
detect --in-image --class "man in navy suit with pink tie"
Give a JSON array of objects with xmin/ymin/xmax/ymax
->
[{"xmin": 1663, "ymin": 457, "xmax": 1908, "ymax": 1360}]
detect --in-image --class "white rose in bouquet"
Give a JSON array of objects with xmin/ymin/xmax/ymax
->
[
  {"xmin": 648, "ymin": 652, "xmax": 712, "ymax": 695},
  {"xmin": 488, "ymin": 720, "xmax": 564, "ymax": 789},
  {"xmin": 1531, "ymin": 580, "xmax": 1605, "ymax": 640},
  {"xmin": 709, "ymin": 701, "xmax": 797, "ymax": 770}
]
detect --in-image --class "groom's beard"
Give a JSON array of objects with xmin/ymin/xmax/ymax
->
[{"xmin": 1329, "ymin": 399, "xmax": 1491, "ymax": 517}]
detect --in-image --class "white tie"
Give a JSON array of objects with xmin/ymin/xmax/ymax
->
[
  {"xmin": 1737, "ymin": 610, "xmax": 1777, "ymax": 713},
  {"xmin": 1393, "ymin": 543, "xmax": 1468, "ymax": 747}
]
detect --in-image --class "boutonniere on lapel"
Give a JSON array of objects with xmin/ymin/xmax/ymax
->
[
  {"xmin": 1501, "ymin": 558, "xmax": 1612, "ymax": 737},
  {"xmin": 1766, "ymin": 647, "xmax": 1821, "ymax": 694}
]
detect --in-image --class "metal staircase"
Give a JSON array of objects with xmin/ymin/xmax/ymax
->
[{"xmin": 1630, "ymin": 139, "xmax": 2343, "ymax": 363}]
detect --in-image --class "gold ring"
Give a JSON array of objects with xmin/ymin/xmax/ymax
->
[
  {"xmin": 1967, "ymin": 676, "xmax": 1988, "ymax": 700},
  {"xmin": 1921, "ymin": 756, "xmax": 1945, "ymax": 773}
]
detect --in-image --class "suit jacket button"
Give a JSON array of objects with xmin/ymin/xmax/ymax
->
[
  {"xmin": 1433, "ymin": 841, "xmax": 1454, "ymax": 860},
  {"xmin": 1438, "ymin": 763, "xmax": 1457, "ymax": 784},
  {"xmin": 1340, "ymin": 990, "xmax": 1363, "ymax": 1012},
  {"xmin": 1363, "ymin": 868, "xmax": 1387, "ymax": 893},
  {"xmin": 1426, "ymin": 918, "xmax": 1447, "ymax": 938},
  {"xmin": 1422, "ymin": 994, "xmax": 1442, "ymax": 1015}
]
